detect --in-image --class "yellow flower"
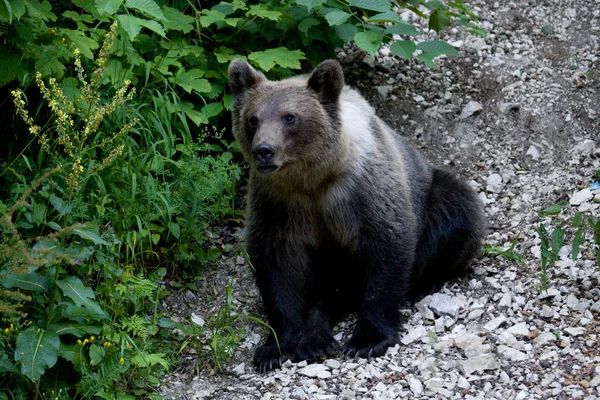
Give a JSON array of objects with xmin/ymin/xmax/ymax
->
[
  {"xmin": 77, "ymin": 339, "xmax": 82, "ymax": 345},
  {"xmin": 90, "ymin": 336, "xmax": 95, "ymax": 342},
  {"xmin": 4, "ymin": 328, "xmax": 8, "ymax": 334},
  {"xmin": 83, "ymin": 338, "xmax": 89, "ymax": 344},
  {"xmin": 119, "ymin": 357, "xmax": 124, "ymax": 364}
]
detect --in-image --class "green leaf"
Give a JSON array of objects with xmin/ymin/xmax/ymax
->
[
  {"xmin": 538, "ymin": 201, "xmax": 568, "ymax": 216},
  {"xmin": 248, "ymin": 47, "xmax": 306, "ymax": 71},
  {"xmin": 180, "ymin": 102, "xmax": 208, "ymax": 126},
  {"xmin": 56, "ymin": 276, "xmax": 109, "ymax": 320},
  {"xmin": 89, "ymin": 344, "xmax": 105, "ymax": 366},
  {"xmin": 295, "ymin": 0, "xmax": 326, "ymax": 12},
  {"xmin": 416, "ymin": 52, "xmax": 436, "ymax": 67},
  {"xmin": 428, "ymin": 9, "xmax": 452, "ymax": 32},
  {"xmin": 48, "ymin": 322, "xmax": 102, "ymax": 336},
  {"xmin": 416, "ymin": 40, "xmax": 460, "ymax": 57},
  {"xmin": 572, "ymin": 211, "xmax": 584, "ymax": 228},
  {"xmin": 1, "ymin": 272, "xmax": 50, "ymax": 293},
  {"xmin": 335, "ymin": 23, "xmax": 358, "ymax": 42},
  {"xmin": 390, "ymin": 40, "xmax": 416, "ymax": 59},
  {"xmin": 14, "ymin": 327, "xmax": 60, "ymax": 382},
  {"xmin": 24, "ymin": 0, "xmax": 55, "ymax": 21},
  {"xmin": 117, "ymin": 14, "xmax": 143, "ymax": 40},
  {"xmin": 59, "ymin": 342, "xmax": 88, "ymax": 373},
  {"xmin": 36, "ymin": 45, "xmax": 65, "ymax": 78},
  {"xmin": 63, "ymin": 30, "xmax": 99, "ymax": 59},
  {"xmin": 199, "ymin": 9, "xmax": 225, "ymax": 27},
  {"xmin": 424, "ymin": 0, "xmax": 445, "ymax": 10},
  {"xmin": 0, "ymin": 356, "xmax": 19, "ymax": 374},
  {"xmin": 173, "ymin": 68, "xmax": 211, "ymax": 93},
  {"xmin": 246, "ymin": 4, "xmax": 281, "ymax": 21},
  {"xmin": 353, "ymin": 30, "xmax": 383, "ymax": 56},
  {"xmin": 71, "ymin": 228, "xmax": 110, "ymax": 246},
  {"xmin": 31, "ymin": 203, "xmax": 46, "ymax": 225},
  {"xmin": 366, "ymin": 12, "xmax": 402, "ymax": 23},
  {"xmin": 551, "ymin": 228, "xmax": 565, "ymax": 256},
  {"xmin": 347, "ymin": 0, "xmax": 391, "ymax": 12},
  {"xmin": 572, "ymin": 227, "xmax": 584, "ymax": 261},
  {"xmin": 95, "ymin": 0, "xmax": 123, "ymax": 15},
  {"xmin": 385, "ymin": 22, "xmax": 420, "ymax": 36},
  {"xmin": 130, "ymin": 351, "xmax": 169, "ymax": 369},
  {"xmin": 167, "ymin": 222, "xmax": 180, "ymax": 239},
  {"xmin": 201, "ymin": 102, "xmax": 223, "ymax": 119},
  {"xmin": 1, "ymin": 0, "xmax": 12, "ymax": 22},
  {"xmin": 214, "ymin": 46, "xmax": 244, "ymax": 63},
  {"xmin": 324, "ymin": 9, "xmax": 351, "ymax": 26},
  {"xmin": 124, "ymin": 0, "xmax": 165, "ymax": 20},
  {"xmin": 0, "ymin": 44, "xmax": 21, "ymax": 86},
  {"xmin": 139, "ymin": 18, "xmax": 165, "ymax": 37},
  {"xmin": 298, "ymin": 17, "xmax": 320, "ymax": 35},
  {"xmin": 162, "ymin": 6, "xmax": 194, "ymax": 33},
  {"xmin": 151, "ymin": 233, "xmax": 160, "ymax": 245}
]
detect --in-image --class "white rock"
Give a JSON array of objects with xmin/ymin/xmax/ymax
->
[
  {"xmin": 425, "ymin": 378, "xmax": 445, "ymax": 394},
  {"xmin": 540, "ymin": 305, "xmax": 554, "ymax": 318},
  {"xmin": 460, "ymin": 354, "xmax": 500, "ymax": 375},
  {"xmin": 526, "ymin": 145, "xmax": 541, "ymax": 160},
  {"xmin": 570, "ymin": 189, "xmax": 593, "ymax": 206},
  {"xmin": 429, "ymin": 293, "xmax": 460, "ymax": 318},
  {"xmin": 460, "ymin": 100, "xmax": 483, "ymax": 119},
  {"xmin": 408, "ymin": 376, "xmax": 423, "ymax": 396},
  {"xmin": 539, "ymin": 287, "xmax": 561, "ymax": 299},
  {"xmin": 486, "ymin": 173, "xmax": 503, "ymax": 193},
  {"xmin": 191, "ymin": 312, "xmax": 205, "ymax": 327},
  {"xmin": 485, "ymin": 315, "xmax": 507, "ymax": 331},
  {"xmin": 564, "ymin": 327, "xmax": 586, "ymax": 336},
  {"xmin": 571, "ymin": 139, "xmax": 596, "ymax": 155},
  {"xmin": 323, "ymin": 359, "xmax": 340, "ymax": 370},
  {"xmin": 232, "ymin": 363, "xmax": 245, "ymax": 375},
  {"xmin": 507, "ymin": 322, "xmax": 529, "ymax": 337},
  {"xmin": 533, "ymin": 332, "xmax": 557, "ymax": 348},
  {"xmin": 454, "ymin": 332, "xmax": 485, "ymax": 349},
  {"xmin": 498, "ymin": 345, "xmax": 528, "ymax": 361},
  {"xmin": 298, "ymin": 364, "xmax": 329, "ymax": 378},
  {"xmin": 376, "ymin": 85, "xmax": 393, "ymax": 100},
  {"xmin": 413, "ymin": 95, "xmax": 425, "ymax": 102},
  {"xmin": 401, "ymin": 326, "xmax": 428, "ymax": 345},
  {"xmin": 566, "ymin": 294, "xmax": 580, "ymax": 310},
  {"xmin": 498, "ymin": 293, "xmax": 512, "ymax": 308}
]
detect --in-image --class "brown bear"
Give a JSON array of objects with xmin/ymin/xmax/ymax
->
[{"xmin": 228, "ymin": 58, "xmax": 485, "ymax": 372}]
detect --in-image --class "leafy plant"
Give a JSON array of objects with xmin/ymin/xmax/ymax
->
[{"xmin": 482, "ymin": 235, "xmax": 523, "ymax": 264}]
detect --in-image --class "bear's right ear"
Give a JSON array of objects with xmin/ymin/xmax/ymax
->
[
  {"xmin": 307, "ymin": 60, "xmax": 344, "ymax": 104},
  {"xmin": 228, "ymin": 59, "xmax": 266, "ymax": 96}
]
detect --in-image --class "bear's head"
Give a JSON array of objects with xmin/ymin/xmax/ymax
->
[{"xmin": 228, "ymin": 59, "xmax": 347, "ymax": 184}]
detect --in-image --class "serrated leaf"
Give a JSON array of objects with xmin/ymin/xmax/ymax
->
[
  {"xmin": 295, "ymin": 0, "xmax": 326, "ymax": 12},
  {"xmin": 385, "ymin": 22, "xmax": 420, "ymax": 36},
  {"xmin": 15, "ymin": 327, "xmax": 60, "ymax": 382},
  {"xmin": 199, "ymin": 9, "xmax": 225, "ymax": 27},
  {"xmin": 335, "ymin": 23, "xmax": 358, "ymax": 42},
  {"xmin": 424, "ymin": 0, "xmax": 445, "ymax": 10},
  {"xmin": 173, "ymin": 68, "xmax": 211, "ymax": 93},
  {"xmin": 248, "ymin": 47, "xmax": 306, "ymax": 71},
  {"xmin": 416, "ymin": 40, "xmax": 460, "ymax": 57},
  {"xmin": 124, "ymin": 0, "xmax": 165, "ymax": 21},
  {"xmin": 36, "ymin": 45, "xmax": 65, "ymax": 78},
  {"xmin": 214, "ymin": 46, "xmax": 244, "ymax": 63},
  {"xmin": 428, "ymin": 9, "xmax": 452, "ymax": 32},
  {"xmin": 201, "ymin": 102, "xmax": 223, "ymax": 119},
  {"xmin": 138, "ymin": 18, "xmax": 165, "ymax": 37},
  {"xmin": 1, "ymin": 272, "xmax": 50, "ymax": 293},
  {"xmin": 390, "ymin": 40, "xmax": 416, "ymax": 59},
  {"xmin": 324, "ymin": 9, "xmax": 351, "ymax": 26},
  {"xmin": 246, "ymin": 5, "xmax": 281, "ymax": 21},
  {"xmin": 298, "ymin": 17, "xmax": 320, "ymax": 35},
  {"xmin": 95, "ymin": 0, "xmax": 122, "ymax": 15},
  {"xmin": 117, "ymin": 14, "xmax": 142, "ymax": 40},
  {"xmin": 353, "ymin": 30, "xmax": 383, "ymax": 56},
  {"xmin": 366, "ymin": 12, "xmax": 402, "ymax": 23},
  {"xmin": 56, "ymin": 276, "xmax": 109, "ymax": 320},
  {"xmin": 347, "ymin": 0, "xmax": 390, "ymax": 13},
  {"xmin": 162, "ymin": 6, "xmax": 194, "ymax": 33},
  {"xmin": 89, "ymin": 344, "xmax": 105, "ymax": 366},
  {"xmin": 63, "ymin": 30, "xmax": 99, "ymax": 59},
  {"xmin": 130, "ymin": 351, "xmax": 169, "ymax": 369},
  {"xmin": 180, "ymin": 102, "xmax": 208, "ymax": 126},
  {"xmin": 416, "ymin": 51, "xmax": 436, "ymax": 67},
  {"xmin": 24, "ymin": 0, "xmax": 55, "ymax": 21},
  {"xmin": 71, "ymin": 228, "xmax": 110, "ymax": 246}
]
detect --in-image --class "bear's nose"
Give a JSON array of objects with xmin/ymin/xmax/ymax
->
[{"xmin": 254, "ymin": 144, "xmax": 275, "ymax": 164}]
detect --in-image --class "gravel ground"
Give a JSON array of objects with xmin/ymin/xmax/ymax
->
[{"xmin": 160, "ymin": 0, "xmax": 600, "ymax": 398}]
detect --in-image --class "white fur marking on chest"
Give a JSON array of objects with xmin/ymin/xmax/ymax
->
[{"xmin": 339, "ymin": 88, "xmax": 376, "ymax": 164}]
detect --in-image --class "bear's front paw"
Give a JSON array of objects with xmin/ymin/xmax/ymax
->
[
  {"xmin": 342, "ymin": 332, "xmax": 398, "ymax": 359},
  {"xmin": 253, "ymin": 342, "xmax": 295, "ymax": 373},
  {"xmin": 296, "ymin": 332, "xmax": 339, "ymax": 361}
]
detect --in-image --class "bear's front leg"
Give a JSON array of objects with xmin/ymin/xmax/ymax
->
[
  {"xmin": 343, "ymin": 226, "xmax": 414, "ymax": 359},
  {"xmin": 248, "ymin": 235, "xmax": 338, "ymax": 372}
]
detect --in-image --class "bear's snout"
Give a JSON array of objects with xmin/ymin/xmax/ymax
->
[{"xmin": 253, "ymin": 144, "xmax": 279, "ymax": 175}]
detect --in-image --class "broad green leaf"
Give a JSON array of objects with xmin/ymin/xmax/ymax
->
[
  {"xmin": 167, "ymin": 222, "xmax": 180, "ymax": 239},
  {"xmin": 180, "ymin": 102, "xmax": 208, "ymax": 126},
  {"xmin": 537, "ymin": 201, "xmax": 568, "ymax": 216},
  {"xmin": 1, "ymin": 272, "xmax": 50, "ymax": 293},
  {"xmin": 385, "ymin": 22, "xmax": 420, "ymax": 36},
  {"xmin": 390, "ymin": 40, "xmax": 416, "ymax": 59},
  {"xmin": 366, "ymin": 12, "xmax": 401, "ymax": 23},
  {"xmin": 572, "ymin": 227, "xmax": 584, "ymax": 261},
  {"xmin": 324, "ymin": 9, "xmax": 351, "ymax": 26},
  {"xmin": 48, "ymin": 322, "xmax": 102, "ymax": 336},
  {"xmin": 173, "ymin": 68, "xmax": 211, "ymax": 93},
  {"xmin": 151, "ymin": 233, "xmax": 160, "ymax": 245},
  {"xmin": 572, "ymin": 212, "xmax": 584, "ymax": 228},
  {"xmin": 31, "ymin": 203, "xmax": 46, "ymax": 225},
  {"xmin": 416, "ymin": 40, "xmax": 460, "ymax": 57},
  {"xmin": 71, "ymin": 228, "xmax": 110, "ymax": 246},
  {"xmin": 59, "ymin": 342, "xmax": 88, "ymax": 373},
  {"xmin": 0, "ymin": 44, "xmax": 20, "ymax": 86},
  {"xmin": 246, "ymin": 5, "xmax": 281, "ymax": 21},
  {"xmin": 214, "ymin": 46, "xmax": 244, "ymax": 63},
  {"xmin": 298, "ymin": 17, "xmax": 320, "ymax": 35},
  {"xmin": 95, "ymin": 0, "xmax": 122, "ymax": 15},
  {"xmin": 36, "ymin": 45, "xmax": 65, "ymax": 78},
  {"xmin": 117, "ymin": 14, "xmax": 143, "ymax": 40},
  {"xmin": 162, "ymin": 6, "xmax": 194, "ymax": 33},
  {"xmin": 347, "ymin": 0, "xmax": 390, "ymax": 13},
  {"xmin": 201, "ymin": 102, "xmax": 223, "ymax": 119},
  {"xmin": 248, "ymin": 47, "xmax": 306, "ymax": 71},
  {"xmin": 124, "ymin": 0, "xmax": 165, "ymax": 20},
  {"xmin": 56, "ymin": 276, "xmax": 109, "ymax": 320},
  {"xmin": 353, "ymin": 30, "xmax": 383, "ymax": 56},
  {"xmin": 139, "ymin": 18, "xmax": 165, "ymax": 37},
  {"xmin": 63, "ymin": 303, "xmax": 110, "ymax": 321},
  {"xmin": 131, "ymin": 351, "xmax": 169, "ymax": 369},
  {"xmin": 295, "ymin": 0, "xmax": 326, "ymax": 12},
  {"xmin": 551, "ymin": 228, "xmax": 564, "ymax": 256},
  {"xmin": 335, "ymin": 23, "xmax": 358, "ymax": 42},
  {"xmin": 0, "ymin": 0, "xmax": 25, "ymax": 22},
  {"xmin": 199, "ymin": 9, "xmax": 225, "ymax": 27},
  {"xmin": 63, "ymin": 30, "xmax": 99, "ymax": 59},
  {"xmin": 416, "ymin": 52, "xmax": 436, "ymax": 67},
  {"xmin": 24, "ymin": 0, "xmax": 55, "ymax": 21},
  {"xmin": 428, "ymin": 9, "xmax": 452, "ymax": 32},
  {"xmin": 424, "ymin": 0, "xmax": 445, "ymax": 10},
  {"xmin": 0, "ymin": 356, "xmax": 19, "ymax": 374},
  {"xmin": 0, "ymin": 0, "xmax": 13, "ymax": 23},
  {"xmin": 15, "ymin": 327, "xmax": 60, "ymax": 382},
  {"xmin": 89, "ymin": 344, "xmax": 105, "ymax": 366}
]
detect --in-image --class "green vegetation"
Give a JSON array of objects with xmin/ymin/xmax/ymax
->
[{"xmin": 0, "ymin": 0, "xmax": 483, "ymax": 396}]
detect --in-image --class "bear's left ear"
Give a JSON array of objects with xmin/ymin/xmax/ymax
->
[
  {"xmin": 307, "ymin": 60, "xmax": 344, "ymax": 104},
  {"xmin": 228, "ymin": 59, "xmax": 266, "ymax": 97}
]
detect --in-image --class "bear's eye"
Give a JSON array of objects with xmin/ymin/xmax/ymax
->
[
  {"xmin": 283, "ymin": 114, "xmax": 295, "ymax": 125},
  {"xmin": 248, "ymin": 115, "xmax": 259, "ymax": 128}
]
